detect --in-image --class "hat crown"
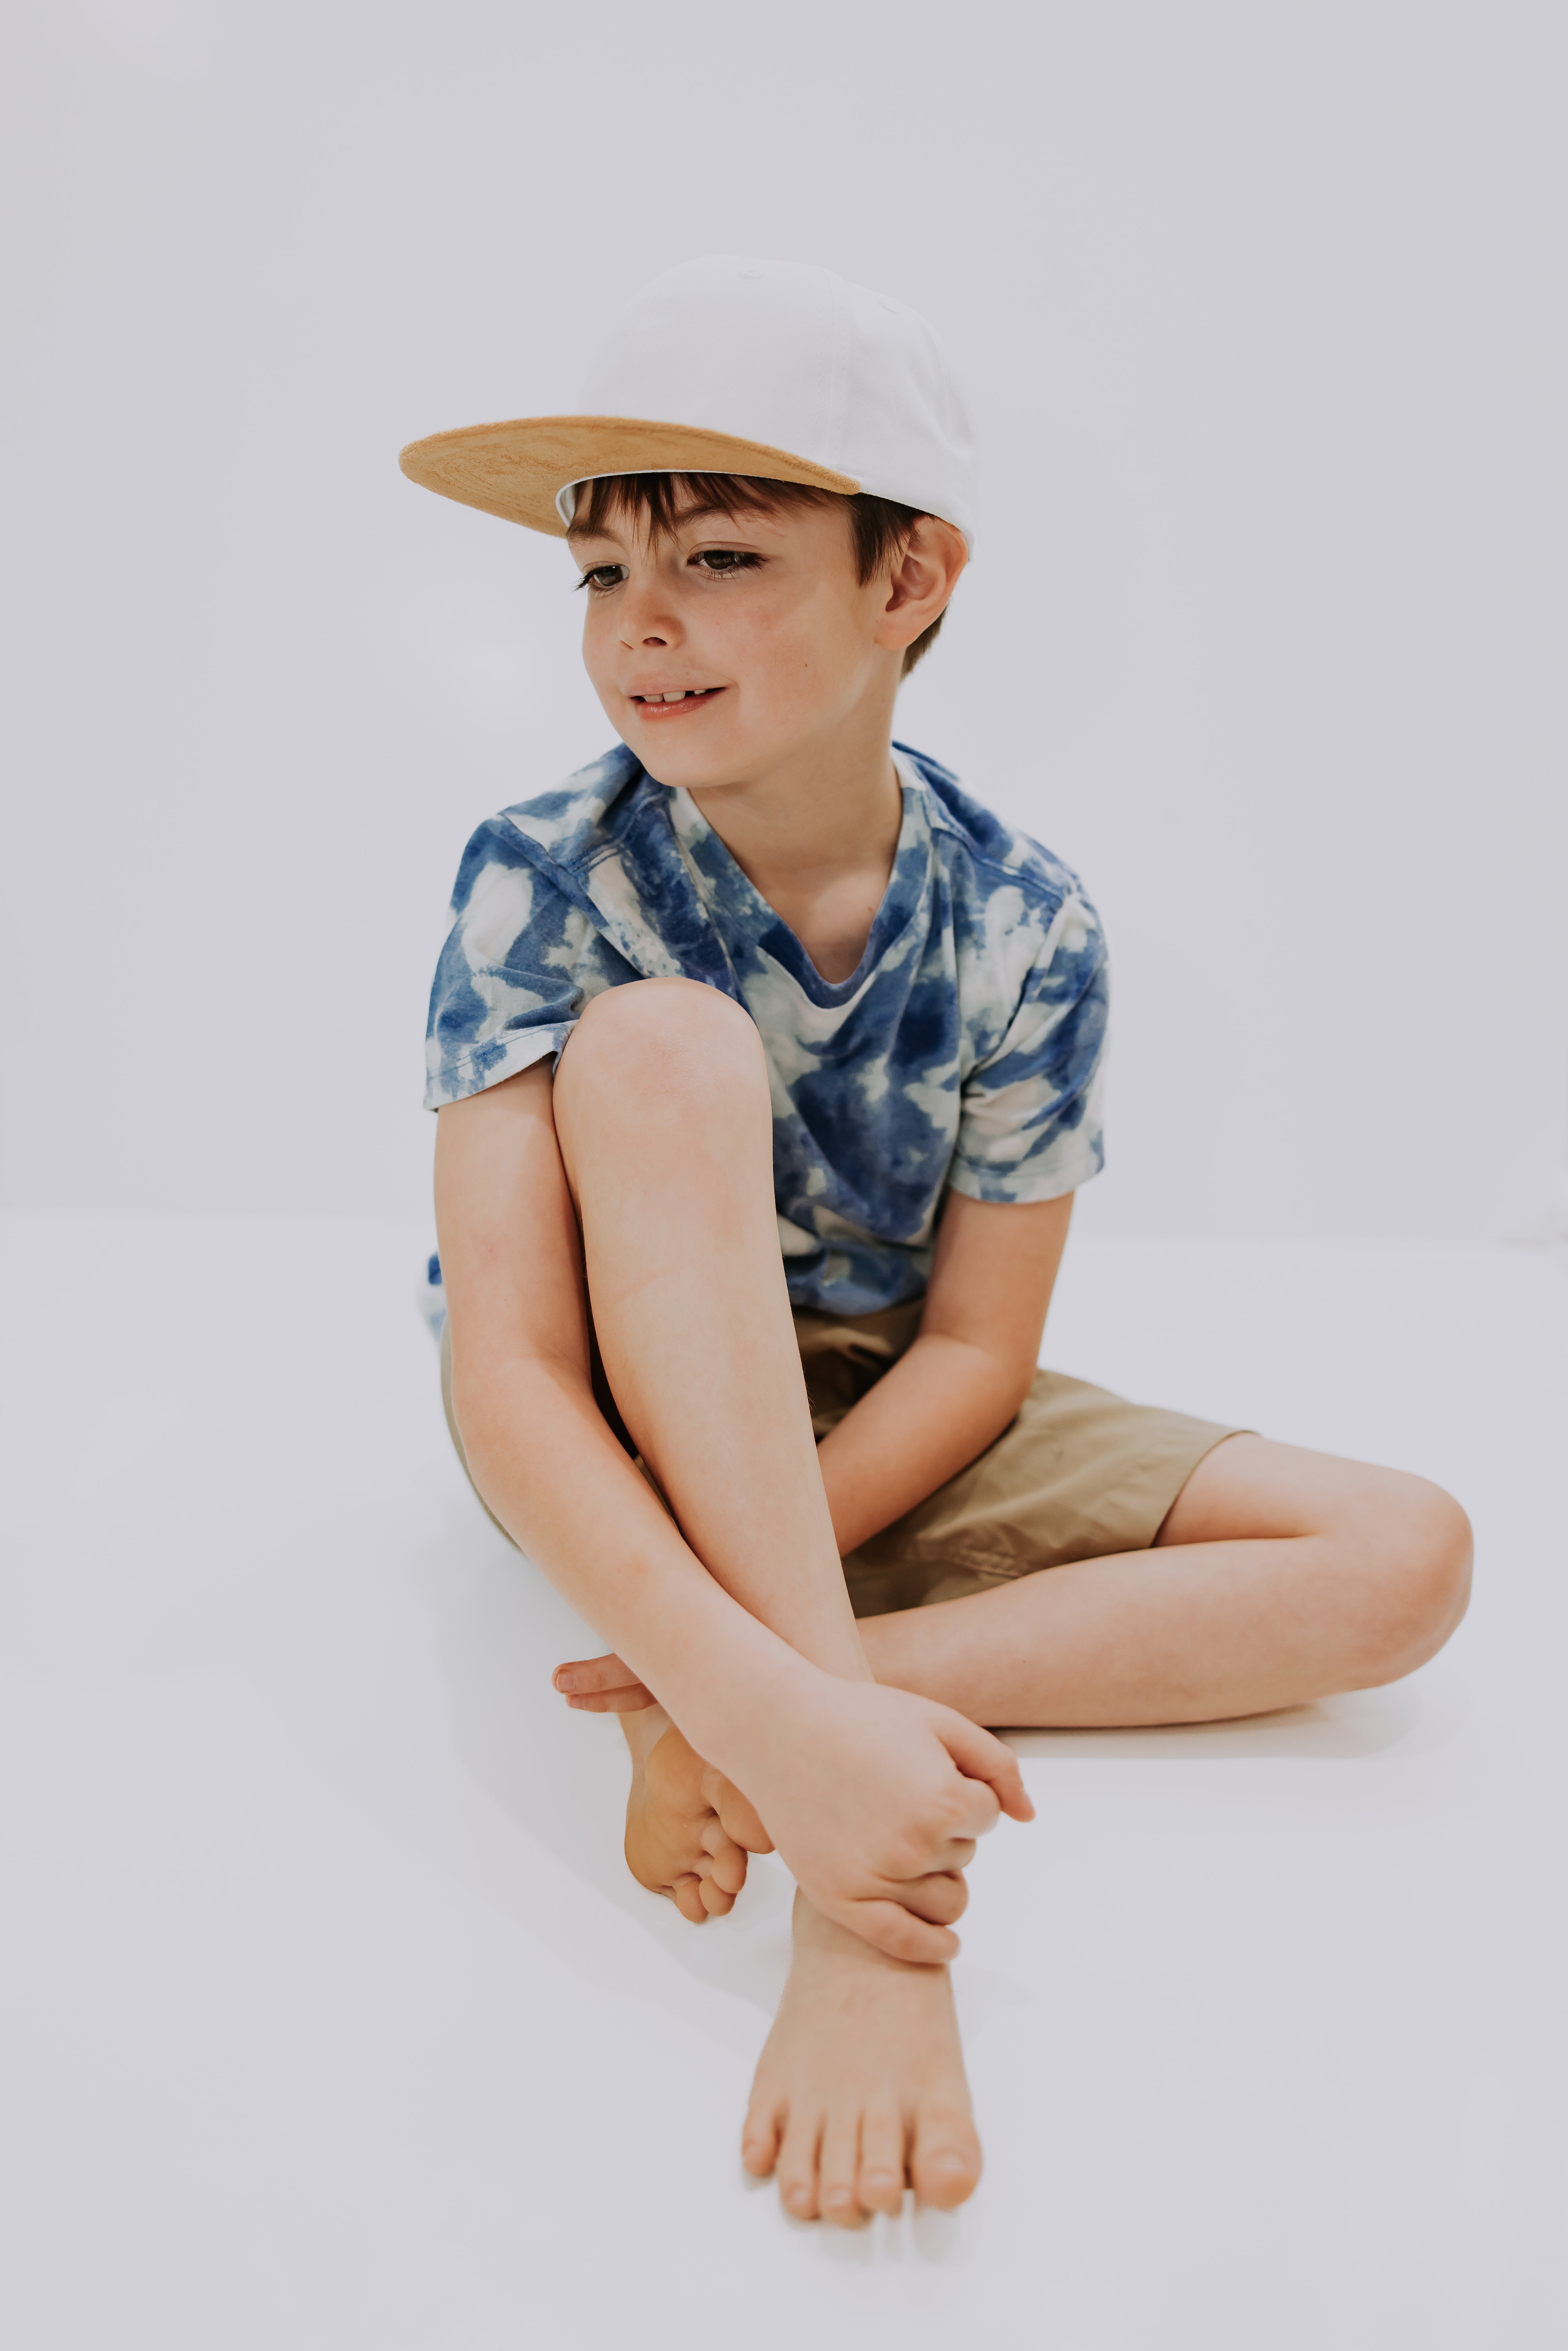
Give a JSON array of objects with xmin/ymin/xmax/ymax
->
[{"xmin": 575, "ymin": 256, "xmax": 977, "ymax": 546}]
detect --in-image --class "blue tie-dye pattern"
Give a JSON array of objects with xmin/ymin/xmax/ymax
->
[{"xmin": 425, "ymin": 742, "xmax": 1108, "ymax": 1320}]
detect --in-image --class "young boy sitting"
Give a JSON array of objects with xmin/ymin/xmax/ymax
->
[{"xmin": 403, "ymin": 257, "xmax": 1472, "ymax": 2228}]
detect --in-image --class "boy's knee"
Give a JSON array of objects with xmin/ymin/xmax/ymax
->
[
  {"xmin": 1345, "ymin": 1475, "xmax": 1473, "ymax": 1685},
  {"xmin": 568, "ymin": 978, "xmax": 765, "ymax": 1106}
]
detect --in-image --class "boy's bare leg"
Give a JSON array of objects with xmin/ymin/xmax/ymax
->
[
  {"xmin": 548, "ymin": 976, "xmax": 864, "ymax": 1918},
  {"xmin": 563, "ymin": 1419, "xmax": 1469, "ymax": 1748},
  {"xmin": 853, "ymin": 1437, "xmax": 1473, "ymax": 1727},
  {"xmin": 551, "ymin": 986, "xmax": 868, "ymax": 1677},
  {"xmin": 569, "ymin": 1442, "xmax": 1470, "ymax": 1731},
  {"xmin": 550, "ymin": 977, "xmax": 985, "ymax": 2217}
]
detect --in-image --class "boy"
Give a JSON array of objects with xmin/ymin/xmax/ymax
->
[{"xmin": 402, "ymin": 258, "xmax": 1471, "ymax": 2227}]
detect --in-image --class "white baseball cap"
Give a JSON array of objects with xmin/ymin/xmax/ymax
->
[{"xmin": 399, "ymin": 255, "xmax": 978, "ymax": 550}]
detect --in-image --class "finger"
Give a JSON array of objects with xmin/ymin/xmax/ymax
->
[
  {"xmin": 890, "ymin": 1870, "xmax": 968, "ymax": 1928},
  {"xmin": 566, "ymin": 1686, "xmax": 659, "ymax": 1713},
  {"xmin": 701, "ymin": 1768, "xmax": 775, "ymax": 1855},
  {"xmin": 552, "ymin": 1654, "xmax": 646, "ymax": 1698},
  {"xmin": 837, "ymin": 1896, "xmax": 960, "ymax": 1967},
  {"xmin": 936, "ymin": 1712, "xmax": 1036, "ymax": 1824},
  {"xmin": 947, "ymin": 1776, "xmax": 1002, "ymax": 1842}
]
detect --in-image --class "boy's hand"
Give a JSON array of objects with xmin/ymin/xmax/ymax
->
[
  {"xmin": 556, "ymin": 1654, "xmax": 1034, "ymax": 1964},
  {"xmin": 737, "ymin": 1675, "xmax": 1033, "ymax": 1964}
]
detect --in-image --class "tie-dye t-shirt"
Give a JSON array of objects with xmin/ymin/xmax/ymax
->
[{"xmin": 423, "ymin": 741, "xmax": 1108, "ymax": 1321}]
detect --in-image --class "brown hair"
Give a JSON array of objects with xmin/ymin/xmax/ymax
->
[{"xmin": 568, "ymin": 470, "xmax": 949, "ymax": 678}]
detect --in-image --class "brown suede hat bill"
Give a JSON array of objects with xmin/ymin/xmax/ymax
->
[
  {"xmin": 397, "ymin": 415, "xmax": 857, "ymax": 541},
  {"xmin": 397, "ymin": 256, "xmax": 978, "ymax": 550}
]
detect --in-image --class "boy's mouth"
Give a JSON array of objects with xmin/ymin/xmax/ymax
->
[{"xmin": 629, "ymin": 687, "xmax": 725, "ymax": 719}]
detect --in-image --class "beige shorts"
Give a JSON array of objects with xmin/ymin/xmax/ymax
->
[
  {"xmin": 796, "ymin": 1302, "xmax": 1243, "ymax": 1617},
  {"xmin": 440, "ymin": 1302, "xmax": 1243, "ymax": 1620}
]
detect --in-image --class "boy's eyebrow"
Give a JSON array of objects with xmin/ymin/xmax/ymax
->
[{"xmin": 565, "ymin": 501, "xmax": 773, "ymax": 545}]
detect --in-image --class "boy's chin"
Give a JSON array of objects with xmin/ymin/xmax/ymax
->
[{"xmin": 619, "ymin": 715, "xmax": 757, "ymax": 789}]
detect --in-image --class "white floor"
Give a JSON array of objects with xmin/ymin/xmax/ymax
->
[{"xmin": 2, "ymin": 1215, "xmax": 1564, "ymax": 2350}]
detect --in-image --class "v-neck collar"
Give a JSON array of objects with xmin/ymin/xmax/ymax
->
[{"xmin": 662, "ymin": 752, "xmax": 929, "ymax": 1009}]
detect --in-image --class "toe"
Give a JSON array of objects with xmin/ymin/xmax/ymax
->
[
  {"xmin": 774, "ymin": 2113, "xmax": 823, "ymax": 2222},
  {"xmin": 910, "ymin": 2106, "xmax": 982, "ymax": 2209},
  {"xmin": 697, "ymin": 1870, "xmax": 737, "ymax": 1917},
  {"xmin": 741, "ymin": 2091, "xmax": 782, "ymax": 2180},
  {"xmin": 701, "ymin": 1822, "xmax": 750, "ymax": 1897},
  {"xmin": 817, "ymin": 2115, "xmax": 864, "ymax": 2229},
  {"xmin": 857, "ymin": 2108, "xmax": 907, "ymax": 2216},
  {"xmin": 670, "ymin": 1873, "xmax": 709, "ymax": 1925}
]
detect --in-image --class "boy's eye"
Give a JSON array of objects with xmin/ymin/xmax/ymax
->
[
  {"xmin": 692, "ymin": 548, "xmax": 761, "ymax": 577},
  {"xmin": 573, "ymin": 549, "xmax": 761, "ymax": 594}
]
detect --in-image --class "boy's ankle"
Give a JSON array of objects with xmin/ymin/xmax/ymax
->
[{"xmin": 619, "ymin": 1702, "xmax": 672, "ymax": 1770}]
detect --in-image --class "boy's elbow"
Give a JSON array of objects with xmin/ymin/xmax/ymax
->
[{"xmin": 926, "ymin": 1333, "xmax": 1038, "ymax": 1437}]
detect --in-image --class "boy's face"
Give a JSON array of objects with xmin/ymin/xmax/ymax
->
[{"xmin": 569, "ymin": 493, "xmax": 930, "ymax": 791}]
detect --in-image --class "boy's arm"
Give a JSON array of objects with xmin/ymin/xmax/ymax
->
[
  {"xmin": 434, "ymin": 1064, "xmax": 1031, "ymax": 1961},
  {"xmin": 815, "ymin": 1190, "xmax": 1074, "ymax": 1556}
]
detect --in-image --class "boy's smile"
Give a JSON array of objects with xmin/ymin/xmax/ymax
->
[{"xmin": 628, "ymin": 684, "xmax": 726, "ymax": 720}]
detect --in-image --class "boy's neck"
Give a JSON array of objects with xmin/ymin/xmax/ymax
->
[
  {"xmin": 683, "ymin": 690, "xmax": 904, "ymax": 908},
  {"xmin": 684, "ymin": 728, "xmax": 904, "ymax": 986}
]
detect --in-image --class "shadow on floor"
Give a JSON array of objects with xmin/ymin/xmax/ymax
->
[{"xmin": 435, "ymin": 1521, "xmax": 797, "ymax": 2016}]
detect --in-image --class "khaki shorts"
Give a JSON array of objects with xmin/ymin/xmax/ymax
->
[{"xmin": 440, "ymin": 1302, "xmax": 1243, "ymax": 1620}]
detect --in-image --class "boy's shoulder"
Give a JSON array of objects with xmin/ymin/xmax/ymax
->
[
  {"xmin": 893, "ymin": 742, "xmax": 1093, "ymax": 918},
  {"xmin": 479, "ymin": 744, "xmax": 659, "ymax": 880}
]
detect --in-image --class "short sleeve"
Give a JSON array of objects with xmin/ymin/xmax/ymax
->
[
  {"xmin": 947, "ymin": 890, "xmax": 1109, "ymax": 1202},
  {"xmin": 423, "ymin": 817, "xmax": 625, "ymax": 1110}
]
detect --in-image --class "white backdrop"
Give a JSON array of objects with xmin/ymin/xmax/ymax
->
[{"xmin": 4, "ymin": 0, "xmax": 1564, "ymax": 1238}]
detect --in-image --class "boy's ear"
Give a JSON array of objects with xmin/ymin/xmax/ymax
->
[{"xmin": 874, "ymin": 515, "xmax": 968, "ymax": 654}]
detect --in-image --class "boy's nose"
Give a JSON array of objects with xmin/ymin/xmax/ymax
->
[
  {"xmin": 619, "ymin": 610, "xmax": 678, "ymax": 650},
  {"xmin": 617, "ymin": 576, "xmax": 681, "ymax": 650}
]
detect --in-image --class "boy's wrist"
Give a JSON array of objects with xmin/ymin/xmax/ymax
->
[{"xmin": 659, "ymin": 1638, "xmax": 827, "ymax": 1786}]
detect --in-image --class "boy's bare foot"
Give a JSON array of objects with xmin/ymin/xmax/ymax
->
[
  {"xmin": 621, "ymin": 1707, "xmax": 772, "ymax": 1924},
  {"xmin": 743, "ymin": 1892, "xmax": 981, "ymax": 2224}
]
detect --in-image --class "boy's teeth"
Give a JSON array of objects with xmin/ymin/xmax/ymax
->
[{"xmin": 662, "ymin": 692, "xmax": 685, "ymax": 702}]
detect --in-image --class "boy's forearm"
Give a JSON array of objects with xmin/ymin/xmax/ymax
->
[{"xmin": 815, "ymin": 1333, "xmax": 1031, "ymax": 1557}]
